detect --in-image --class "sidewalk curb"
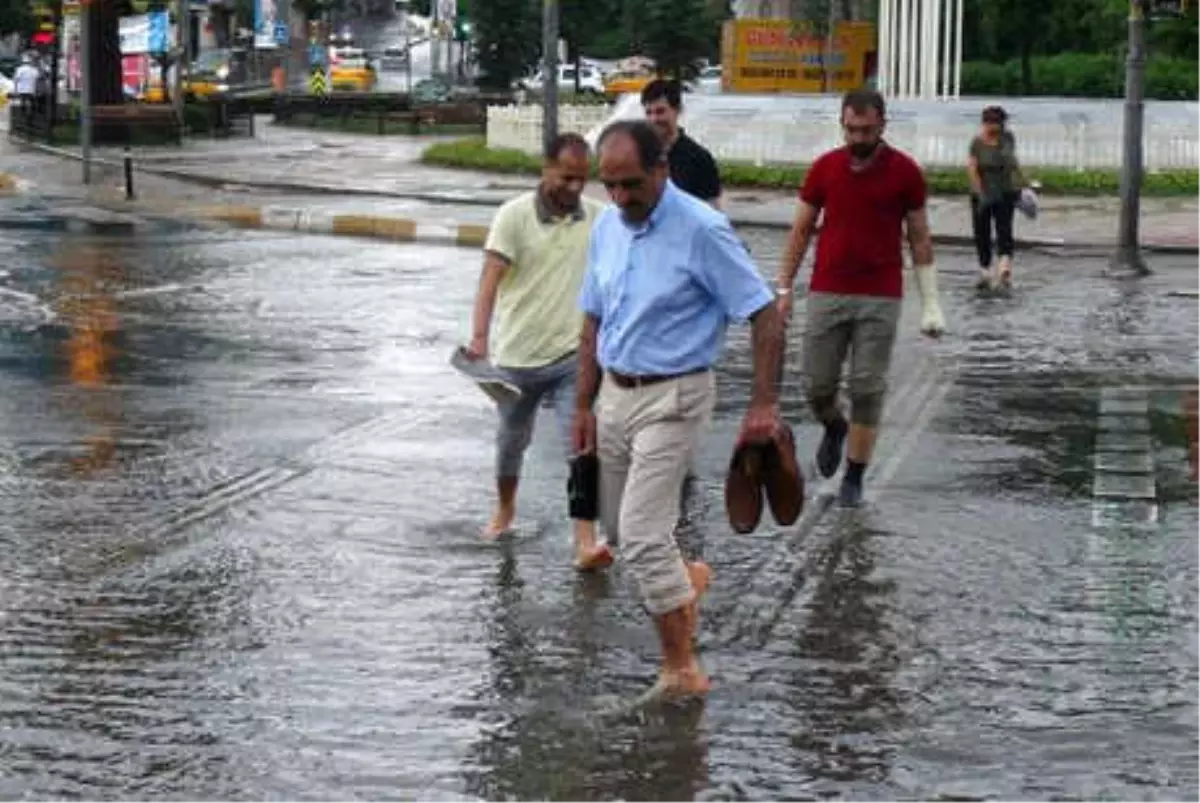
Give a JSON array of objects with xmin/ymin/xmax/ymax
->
[
  {"xmin": 6, "ymin": 140, "xmax": 1199, "ymax": 255},
  {"xmin": 194, "ymin": 203, "xmax": 490, "ymax": 247}
]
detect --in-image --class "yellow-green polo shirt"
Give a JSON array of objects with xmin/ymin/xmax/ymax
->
[{"xmin": 484, "ymin": 190, "xmax": 602, "ymax": 369}]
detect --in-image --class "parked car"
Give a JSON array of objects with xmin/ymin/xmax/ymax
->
[
  {"xmin": 522, "ymin": 63, "xmax": 605, "ymax": 96},
  {"xmin": 695, "ymin": 64, "xmax": 722, "ymax": 93},
  {"xmin": 379, "ymin": 44, "xmax": 409, "ymax": 72},
  {"xmin": 602, "ymin": 69, "xmax": 654, "ymax": 100},
  {"xmin": 330, "ymin": 47, "xmax": 378, "ymax": 92},
  {"xmin": 411, "ymin": 76, "xmax": 479, "ymax": 104},
  {"xmin": 191, "ymin": 48, "xmax": 243, "ymax": 98}
]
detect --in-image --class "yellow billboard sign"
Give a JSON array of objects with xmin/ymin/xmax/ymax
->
[{"xmin": 722, "ymin": 18, "xmax": 876, "ymax": 94}]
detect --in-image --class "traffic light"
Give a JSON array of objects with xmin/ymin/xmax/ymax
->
[{"xmin": 453, "ymin": 18, "xmax": 470, "ymax": 41}]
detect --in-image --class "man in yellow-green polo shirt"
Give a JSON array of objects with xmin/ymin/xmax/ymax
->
[{"xmin": 465, "ymin": 132, "xmax": 611, "ymax": 571}]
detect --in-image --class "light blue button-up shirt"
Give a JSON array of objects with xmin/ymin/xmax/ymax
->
[{"xmin": 579, "ymin": 180, "xmax": 774, "ymax": 376}]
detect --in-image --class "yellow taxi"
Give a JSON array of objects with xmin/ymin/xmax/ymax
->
[
  {"xmin": 141, "ymin": 48, "xmax": 246, "ymax": 102},
  {"xmin": 602, "ymin": 70, "xmax": 655, "ymax": 100},
  {"xmin": 185, "ymin": 48, "xmax": 255, "ymax": 99},
  {"xmin": 330, "ymin": 48, "xmax": 377, "ymax": 92}
]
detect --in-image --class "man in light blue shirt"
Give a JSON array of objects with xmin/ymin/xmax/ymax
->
[{"xmin": 571, "ymin": 119, "xmax": 784, "ymax": 699}]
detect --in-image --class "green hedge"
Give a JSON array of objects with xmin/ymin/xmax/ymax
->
[
  {"xmin": 961, "ymin": 52, "xmax": 1198, "ymax": 100},
  {"xmin": 421, "ymin": 137, "xmax": 1199, "ymax": 197},
  {"xmin": 275, "ymin": 115, "xmax": 484, "ymax": 136}
]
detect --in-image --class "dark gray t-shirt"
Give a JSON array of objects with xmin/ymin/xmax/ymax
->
[{"xmin": 970, "ymin": 131, "xmax": 1020, "ymax": 204}]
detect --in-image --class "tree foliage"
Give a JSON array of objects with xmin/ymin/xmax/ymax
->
[
  {"xmin": 640, "ymin": 0, "xmax": 717, "ymax": 77},
  {"xmin": 963, "ymin": 0, "xmax": 1198, "ymax": 64},
  {"xmin": 0, "ymin": 0, "xmax": 33, "ymax": 38},
  {"xmin": 467, "ymin": 0, "xmax": 538, "ymax": 90},
  {"xmin": 783, "ymin": 0, "xmax": 1197, "ymax": 94}
]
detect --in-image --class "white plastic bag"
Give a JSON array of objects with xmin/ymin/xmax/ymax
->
[{"xmin": 1017, "ymin": 186, "xmax": 1040, "ymax": 220}]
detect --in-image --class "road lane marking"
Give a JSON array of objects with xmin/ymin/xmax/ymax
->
[
  {"xmin": 1091, "ymin": 386, "xmax": 1158, "ymax": 529},
  {"xmin": 713, "ymin": 347, "xmax": 953, "ymax": 648}
]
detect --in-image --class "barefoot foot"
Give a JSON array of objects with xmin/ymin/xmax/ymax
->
[
  {"xmin": 654, "ymin": 661, "xmax": 711, "ymax": 699},
  {"xmin": 481, "ymin": 509, "xmax": 515, "ymax": 541},
  {"xmin": 574, "ymin": 543, "xmax": 614, "ymax": 572}
]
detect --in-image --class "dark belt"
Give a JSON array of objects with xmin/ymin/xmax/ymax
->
[{"xmin": 607, "ymin": 367, "xmax": 708, "ymax": 389}]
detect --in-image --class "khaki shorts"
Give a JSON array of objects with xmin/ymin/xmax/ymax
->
[
  {"xmin": 597, "ymin": 370, "xmax": 715, "ymax": 616},
  {"xmin": 803, "ymin": 292, "xmax": 901, "ymax": 427}
]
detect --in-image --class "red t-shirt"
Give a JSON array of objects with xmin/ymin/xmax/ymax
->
[{"xmin": 799, "ymin": 145, "xmax": 927, "ymax": 299}]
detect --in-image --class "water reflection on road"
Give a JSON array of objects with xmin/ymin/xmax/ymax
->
[{"xmin": 0, "ymin": 220, "xmax": 1195, "ymax": 800}]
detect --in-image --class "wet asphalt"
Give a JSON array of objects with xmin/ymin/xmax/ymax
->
[{"xmin": 0, "ymin": 208, "xmax": 1196, "ymax": 800}]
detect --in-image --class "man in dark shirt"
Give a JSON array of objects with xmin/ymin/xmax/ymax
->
[{"xmin": 641, "ymin": 78, "xmax": 723, "ymax": 209}]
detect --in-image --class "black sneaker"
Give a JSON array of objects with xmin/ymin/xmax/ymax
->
[
  {"xmin": 838, "ymin": 474, "xmax": 864, "ymax": 508},
  {"xmin": 816, "ymin": 416, "xmax": 848, "ymax": 479}
]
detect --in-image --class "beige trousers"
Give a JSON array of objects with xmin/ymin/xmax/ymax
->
[{"xmin": 597, "ymin": 370, "xmax": 716, "ymax": 616}]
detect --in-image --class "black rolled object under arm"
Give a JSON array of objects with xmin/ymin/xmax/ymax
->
[{"xmin": 568, "ymin": 453, "xmax": 600, "ymax": 521}]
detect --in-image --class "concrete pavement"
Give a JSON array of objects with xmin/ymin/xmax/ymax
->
[{"xmin": 3, "ymin": 120, "xmax": 1197, "ymax": 253}]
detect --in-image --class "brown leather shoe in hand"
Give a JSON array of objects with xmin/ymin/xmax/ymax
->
[
  {"xmin": 762, "ymin": 422, "xmax": 805, "ymax": 526},
  {"xmin": 724, "ymin": 440, "xmax": 766, "ymax": 534}
]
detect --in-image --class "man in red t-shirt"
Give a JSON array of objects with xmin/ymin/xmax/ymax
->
[{"xmin": 775, "ymin": 89, "xmax": 946, "ymax": 507}]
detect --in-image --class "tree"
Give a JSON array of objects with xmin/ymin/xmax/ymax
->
[
  {"xmin": 559, "ymin": 0, "xmax": 623, "ymax": 89},
  {"xmin": 975, "ymin": 0, "xmax": 1051, "ymax": 93},
  {"xmin": 559, "ymin": 0, "xmax": 591, "ymax": 89},
  {"xmin": 0, "ymin": 0, "xmax": 33, "ymax": 38},
  {"xmin": 83, "ymin": 0, "xmax": 128, "ymax": 142},
  {"xmin": 641, "ymin": 0, "xmax": 714, "ymax": 78},
  {"xmin": 467, "ymin": 0, "xmax": 537, "ymax": 90}
]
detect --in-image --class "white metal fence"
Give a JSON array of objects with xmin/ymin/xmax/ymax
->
[
  {"xmin": 487, "ymin": 99, "xmax": 1199, "ymax": 171},
  {"xmin": 488, "ymin": 105, "xmax": 614, "ymax": 154}
]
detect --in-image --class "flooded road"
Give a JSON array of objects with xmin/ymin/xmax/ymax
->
[{"xmin": 0, "ymin": 215, "xmax": 1196, "ymax": 801}]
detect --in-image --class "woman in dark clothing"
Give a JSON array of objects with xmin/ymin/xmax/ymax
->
[{"xmin": 967, "ymin": 105, "xmax": 1029, "ymax": 292}]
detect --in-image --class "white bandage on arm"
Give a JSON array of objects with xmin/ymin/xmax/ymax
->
[{"xmin": 913, "ymin": 262, "xmax": 946, "ymax": 333}]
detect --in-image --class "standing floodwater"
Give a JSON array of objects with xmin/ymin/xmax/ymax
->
[{"xmin": 0, "ymin": 216, "xmax": 1195, "ymax": 800}]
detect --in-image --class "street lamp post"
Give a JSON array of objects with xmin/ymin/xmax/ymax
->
[
  {"xmin": 80, "ymin": 1, "xmax": 92, "ymax": 183},
  {"xmin": 173, "ymin": 0, "xmax": 188, "ymax": 120},
  {"xmin": 403, "ymin": 7, "xmax": 412, "ymax": 96},
  {"xmin": 541, "ymin": 0, "xmax": 558, "ymax": 156},
  {"xmin": 430, "ymin": 0, "xmax": 440, "ymax": 76},
  {"xmin": 47, "ymin": 0, "xmax": 63, "ymax": 135},
  {"xmin": 1113, "ymin": 0, "xmax": 1150, "ymax": 276}
]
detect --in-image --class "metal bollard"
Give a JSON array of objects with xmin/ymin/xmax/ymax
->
[{"xmin": 123, "ymin": 146, "xmax": 135, "ymax": 201}]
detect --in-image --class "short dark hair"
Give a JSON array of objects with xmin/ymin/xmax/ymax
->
[
  {"xmin": 596, "ymin": 119, "xmax": 664, "ymax": 172},
  {"xmin": 640, "ymin": 78, "xmax": 682, "ymax": 110},
  {"xmin": 981, "ymin": 105, "xmax": 1008, "ymax": 125},
  {"xmin": 545, "ymin": 131, "xmax": 590, "ymax": 162},
  {"xmin": 841, "ymin": 88, "xmax": 886, "ymax": 120}
]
